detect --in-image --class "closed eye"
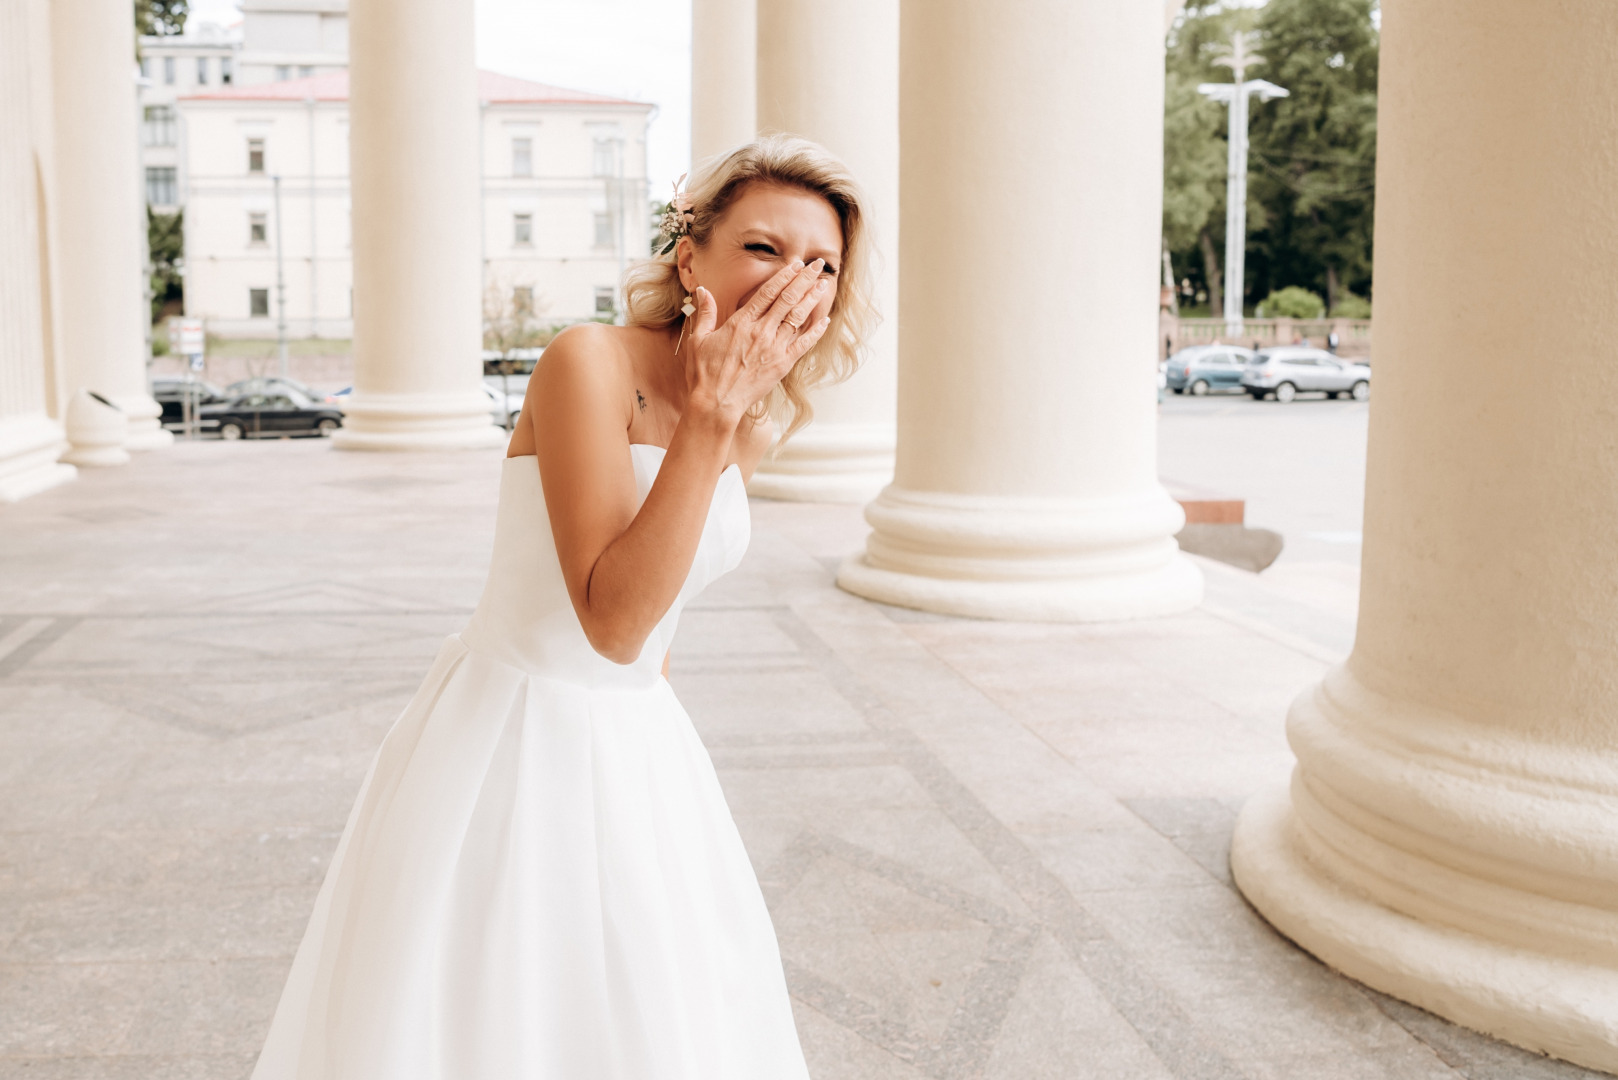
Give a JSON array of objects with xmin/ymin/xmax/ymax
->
[{"xmin": 744, "ymin": 242, "xmax": 778, "ymax": 257}]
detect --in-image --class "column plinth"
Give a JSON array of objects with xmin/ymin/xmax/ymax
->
[
  {"xmin": 333, "ymin": 0, "xmax": 501, "ymax": 453},
  {"xmin": 1231, "ymin": 4, "xmax": 1618, "ymax": 1071},
  {"xmin": 837, "ymin": 0, "xmax": 1199, "ymax": 621}
]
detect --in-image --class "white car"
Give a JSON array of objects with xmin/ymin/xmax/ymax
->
[
  {"xmin": 483, "ymin": 382, "xmax": 524, "ymax": 428},
  {"xmin": 1241, "ymin": 347, "xmax": 1371, "ymax": 403}
]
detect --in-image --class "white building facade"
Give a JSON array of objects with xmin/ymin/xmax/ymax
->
[{"xmin": 175, "ymin": 69, "xmax": 650, "ymax": 338}]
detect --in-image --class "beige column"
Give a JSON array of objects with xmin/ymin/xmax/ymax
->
[
  {"xmin": 0, "ymin": 0, "xmax": 73, "ymax": 501},
  {"xmin": 837, "ymin": 0, "xmax": 1201, "ymax": 621},
  {"xmin": 690, "ymin": 0, "xmax": 756, "ymax": 164},
  {"xmin": 1231, "ymin": 5, "xmax": 1618, "ymax": 1072},
  {"xmin": 49, "ymin": 0, "xmax": 169, "ymax": 452},
  {"xmin": 748, "ymin": 0, "xmax": 897, "ymax": 504},
  {"xmin": 333, "ymin": 0, "xmax": 502, "ymax": 452}
]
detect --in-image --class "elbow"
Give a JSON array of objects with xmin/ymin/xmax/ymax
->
[{"xmin": 581, "ymin": 618, "xmax": 647, "ymax": 667}]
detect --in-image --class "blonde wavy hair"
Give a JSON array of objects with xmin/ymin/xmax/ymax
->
[{"xmin": 623, "ymin": 134, "xmax": 878, "ymax": 441}]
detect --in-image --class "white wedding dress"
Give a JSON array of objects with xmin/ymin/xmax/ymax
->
[{"xmin": 252, "ymin": 446, "xmax": 810, "ymax": 1080}]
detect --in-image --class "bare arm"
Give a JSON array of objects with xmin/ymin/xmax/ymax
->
[{"xmin": 530, "ymin": 261, "xmax": 830, "ymax": 664}]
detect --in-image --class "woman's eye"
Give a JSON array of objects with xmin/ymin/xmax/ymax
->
[
  {"xmin": 744, "ymin": 243, "xmax": 777, "ymax": 256},
  {"xmin": 821, "ymin": 265, "xmax": 839, "ymax": 277}
]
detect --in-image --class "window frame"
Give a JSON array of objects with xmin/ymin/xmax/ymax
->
[
  {"xmin": 248, "ymin": 212, "xmax": 268, "ymax": 246},
  {"xmin": 249, "ymin": 288, "xmax": 270, "ymax": 317},
  {"xmin": 247, "ymin": 138, "xmax": 265, "ymax": 175},
  {"xmin": 511, "ymin": 136, "xmax": 533, "ymax": 178}
]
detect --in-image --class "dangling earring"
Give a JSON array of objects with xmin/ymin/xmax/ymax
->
[{"xmin": 674, "ymin": 292, "xmax": 696, "ymax": 355}]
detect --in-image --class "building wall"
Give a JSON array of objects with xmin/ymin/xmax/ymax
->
[{"xmin": 178, "ymin": 97, "xmax": 651, "ymax": 336}]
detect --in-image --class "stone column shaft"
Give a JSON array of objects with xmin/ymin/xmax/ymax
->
[
  {"xmin": 837, "ymin": 0, "xmax": 1200, "ymax": 621},
  {"xmin": 1231, "ymin": 4, "xmax": 1618, "ymax": 1071},
  {"xmin": 691, "ymin": 0, "xmax": 757, "ymax": 164},
  {"xmin": 748, "ymin": 0, "xmax": 898, "ymax": 504},
  {"xmin": 50, "ymin": 0, "xmax": 168, "ymax": 452},
  {"xmin": 334, "ymin": 0, "xmax": 501, "ymax": 451}
]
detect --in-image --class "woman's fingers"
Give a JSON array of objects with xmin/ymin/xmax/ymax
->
[
  {"xmin": 786, "ymin": 315, "xmax": 832, "ymax": 363},
  {"xmin": 781, "ymin": 279, "xmax": 830, "ymax": 336},
  {"xmin": 740, "ymin": 261, "xmax": 806, "ymax": 322},
  {"xmin": 761, "ymin": 260, "xmax": 826, "ymax": 332},
  {"xmin": 690, "ymin": 285, "xmax": 718, "ymax": 342}
]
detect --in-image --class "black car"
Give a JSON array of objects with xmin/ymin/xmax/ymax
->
[
  {"xmin": 225, "ymin": 375, "xmax": 333, "ymax": 403},
  {"xmin": 152, "ymin": 376, "xmax": 228, "ymax": 426},
  {"xmin": 199, "ymin": 389, "xmax": 344, "ymax": 439}
]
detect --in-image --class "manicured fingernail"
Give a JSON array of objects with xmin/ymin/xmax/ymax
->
[
  {"xmin": 809, "ymin": 258, "xmax": 825, "ymax": 271},
  {"xmin": 790, "ymin": 258, "xmax": 804, "ymax": 270}
]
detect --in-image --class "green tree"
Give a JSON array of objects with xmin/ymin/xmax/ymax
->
[
  {"xmin": 148, "ymin": 208, "xmax": 184, "ymax": 324},
  {"xmin": 135, "ymin": 0, "xmax": 187, "ymax": 37},
  {"xmin": 1247, "ymin": 0, "xmax": 1379, "ymax": 313},
  {"xmin": 1256, "ymin": 285, "xmax": 1325, "ymax": 318},
  {"xmin": 1162, "ymin": 0, "xmax": 1377, "ymax": 316}
]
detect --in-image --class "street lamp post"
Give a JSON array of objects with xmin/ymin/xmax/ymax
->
[{"xmin": 1199, "ymin": 32, "xmax": 1288, "ymax": 340}]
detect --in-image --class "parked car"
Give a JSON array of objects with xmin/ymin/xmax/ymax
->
[
  {"xmin": 1164, "ymin": 345, "xmax": 1257, "ymax": 395},
  {"xmin": 200, "ymin": 388, "xmax": 344, "ymax": 439},
  {"xmin": 225, "ymin": 375, "xmax": 339, "ymax": 404},
  {"xmin": 329, "ymin": 384, "xmax": 522, "ymax": 429},
  {"xmin": 483, "ymin": 382, "xmax": 523, "ymax": 428},
  {"xmin": 1241, "ymin": 347, "xmax": 1371, "ymax": 403},
  {"xmin": 151, "ymin": 376, "xmax": 227, "ymax": 426}
]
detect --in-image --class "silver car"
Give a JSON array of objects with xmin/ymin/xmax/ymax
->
[{"xmin": 1241, "ymin": 347, "xmax": 1371, "ymax": 403}]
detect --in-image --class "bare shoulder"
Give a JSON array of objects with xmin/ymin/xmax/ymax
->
[
  {"xmin": 512, "ymin": 325, "xmax": 634, "ymax": 453},
  {"xmin": 735, "ymin": 412, "xmax": 778, "ymax": 482}
]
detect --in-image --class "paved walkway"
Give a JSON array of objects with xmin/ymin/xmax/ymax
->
[{"xmin": 0, "ymin": 413, "xmax": 1601, "ymax": 1079}]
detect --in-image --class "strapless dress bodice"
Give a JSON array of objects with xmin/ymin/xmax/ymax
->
[{"xmin": 459, "ymin": 445, "xmax": 750, "ymax": 689}]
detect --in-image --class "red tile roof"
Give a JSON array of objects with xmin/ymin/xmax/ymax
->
[{"xmin": 182, "ymin": 68, "xmax": 649, "ymax": 107}]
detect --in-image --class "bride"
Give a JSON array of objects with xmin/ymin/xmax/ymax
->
[{"xmin": 251, "ymin": 135, "xmax": 877, "ymax": 1079}]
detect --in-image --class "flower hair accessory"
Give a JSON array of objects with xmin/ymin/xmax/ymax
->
[{"xmin": 656, "ymin": 173, "xmax": 696, "ymax": 256}]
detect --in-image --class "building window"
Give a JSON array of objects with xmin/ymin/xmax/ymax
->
[
  {"xmin": 247, "ymin": 138, "xmax": 265, "ymax": 174},
  {"xmin": 196, "ymin": 57, "xmax": 209, "ymax": 85},
  {"xmin": 139, "ymin": 57, "xmax": 151, "ymax": 79},
  {"xmin": 592, "ymin": 139, "xmax": 616, "ymax": 178},
  {"xmin": 143, "ymin": 105, "xmax": 176, "ymax": 147},
  {"xmin": 593, "ymin": 211, "xmax": 613, "ymax": 248},
  {"xmin": 163, "ymin": 56, "xmax": 176, "ymax": 85},
  {"xmin": 249, "ymin": 212, "xmax": 267, "ymax": 245},
  {"xmin": 298, "ymin": 65, "xmax": 314, "ymax": 78},
  {"xmin": 250, "ymin": 288, "xmax": 270, "ymax": 317},
  {"xmin": 512, "ymin": 137, "xmax": 532, "ymax": 178},
  {"xmin": 145, "ymin": 167, "xmax": 177, "ymax": 206},
  {"xmin": 513, "ymin": 213, "xmax": 533, "ymax": 246},
  {"xmin": 594, "ymin": 287, "xmax": 616, "ymax": 316},
  {"xmin": 513, "ymin": 286, "xmax": 533, "ymax": 314},
  {"xmin": 221, "ymin": 56, "xmax": 233, "ymax": 84},
  {"xmin": 275, "ymin": 64, "xmax": 290, "ymax": 81}
]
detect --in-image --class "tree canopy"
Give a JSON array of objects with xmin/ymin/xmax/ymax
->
[
  {"xmin": 1164, "ymin": 0, "xmax": 1378, "ymax": 316},
  {"xmin": 135, "ymin": 0, "xmax": 188, "ymax": 38}
]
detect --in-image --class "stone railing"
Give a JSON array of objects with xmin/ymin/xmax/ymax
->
[{"xmin": 1160, "ymin": 315, "xmax": 1373, "ymax": 360}]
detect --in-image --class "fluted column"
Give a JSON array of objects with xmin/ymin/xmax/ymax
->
[
  {"xmin": 747, "ymin": 0, "xmax": 897, "ymax": 504},
  {"xmin": 333, "ymin": 0, "xmax": 501, "ymax": 452},
  {"xmin": 1231, "ymin": 5, "xmax": 1618, "ymax": 1072},
  {"xmin": 50, "ymin": 0, "xmax": 168, "ymax": 452},
  {"xmin": 837, "ymin": 0, "xmax": 1200, "ymax": 621},
  {"xmin": 0, "ymin": 0, "xmax": 72, "ymax": 503},
  {"xmin": 690, "ymin": 0, "xmax": 756, "ymax": 164}
]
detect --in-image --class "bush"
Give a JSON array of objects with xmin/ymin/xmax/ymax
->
[
  {"xmin": 1256, "ymin": 286, "xmax": 1325, "ymax": 319},
  {"xmin": 1332, "ymin": 290, "xmax": 1372, "ymax": 318}
]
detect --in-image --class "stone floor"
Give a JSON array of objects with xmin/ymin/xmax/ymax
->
[{"xmin": 0, "ymin": 404, "xmax": 1605, "ymax": 1079}]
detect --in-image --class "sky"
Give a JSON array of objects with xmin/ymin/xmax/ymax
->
[{"xmin": 185, "ymin": 0, "xmax": 695, "ymax": 191}]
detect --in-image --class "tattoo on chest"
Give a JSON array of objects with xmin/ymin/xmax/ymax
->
[{"xmin": 636, "ymin": 389, "xmax": 647, "ymax": 412}]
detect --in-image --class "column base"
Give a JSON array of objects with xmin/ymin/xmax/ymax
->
[
  {"xmin": 1234, "ymin": 786, "xmax": 1618, "ymax": 1074},
  {"xmin": 746, "ymin": 422, "xmax": 895, "ymax": 504},
  {"xmin": 836, "ymin": 483, "xmax": 1203, "ymax": 621},
  {"xmin": 0, "ymin": 415, "xmax": 77, "ymax": 503},
  {"xmin": 112, "ymin": 394, "xmax": 173, "ymax": 450},
  {"xmin": 331, "ymin": 390, "xmax": 505, "ymax": 452},
  {"xmin": 1232, "ymin": 664, "xmax": 1618, "ymax": 1074}
]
